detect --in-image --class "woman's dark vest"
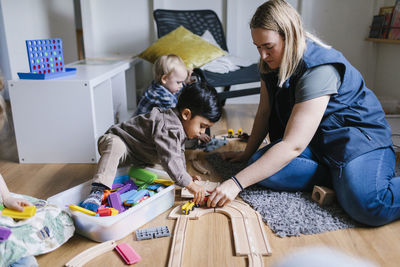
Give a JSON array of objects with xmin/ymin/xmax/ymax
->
[{"xmin": 261, "ymin": 40, "xmax": 392, "ymax": 167}]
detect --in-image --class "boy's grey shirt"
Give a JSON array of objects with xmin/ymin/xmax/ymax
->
[{"xmin": 106, "ymin": 107, "xmax": 192, "ymax": 187}]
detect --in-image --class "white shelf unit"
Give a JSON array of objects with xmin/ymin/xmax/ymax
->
[{"xmin": 8, "ymin": 58, "xmax": 140, "ymax": 163}]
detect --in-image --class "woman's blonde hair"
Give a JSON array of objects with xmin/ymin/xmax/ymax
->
[
  {"xmin": 250, "ymin": 0, "xmax": 306, "ymax": 87},
  {"xmin": 153, "ymin": 54, "xmax": 186, "ymax": 83}
]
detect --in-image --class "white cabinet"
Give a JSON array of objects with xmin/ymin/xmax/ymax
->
[{"xmin": 8, "ymin": 58, "xmax": 140, "ymax": 163}]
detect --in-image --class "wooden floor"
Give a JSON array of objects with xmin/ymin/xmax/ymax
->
[{"xmin": 1, "ymin": 103, "xmax": 399, "ymax": 267}]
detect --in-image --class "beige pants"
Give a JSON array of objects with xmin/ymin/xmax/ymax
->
[{"xmin": 92, "ymin": 134, "xmax": 129, "ymax": 189}]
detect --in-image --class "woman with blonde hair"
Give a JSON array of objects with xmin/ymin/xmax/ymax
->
[{"xmin": 207, "ymin": 0, "xmax": 398, "ymax": 227}]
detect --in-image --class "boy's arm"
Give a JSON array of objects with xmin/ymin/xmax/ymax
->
[
  {"xmin": 185, "ymin": 181, "xmax": 205, "ymax": 204},
  {"xmin": 152, "ymin": 117, "xmax": 192, "ymax": 187},
  {"xmin": 152, "ymin": 113, "xmax": 207, "ymax": 203},
  {"xmin": 0, "ymin": 173, "xmax": 10, "ymax": 201},
  {"xmin": 0, "ymin": 174, "xmax": 31, "ymax": 211}
]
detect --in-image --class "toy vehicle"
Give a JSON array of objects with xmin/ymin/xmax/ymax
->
[
  {"xmin": 228, "ymin": 129, "xmax": 234, "ymax": 138},
  {"xmin": 181, "ymin": 201, "xmax": 199, "ymax": 215}
]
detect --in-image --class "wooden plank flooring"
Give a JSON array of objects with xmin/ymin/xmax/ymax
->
[{"xmin": 1, "ymin": 103, "xmax": 399, "ymax": 267}]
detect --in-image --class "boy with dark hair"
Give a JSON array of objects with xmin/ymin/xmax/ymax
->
[{"xmin": 81, "ymin": 82, "xmax": 222, "ymax": 212}]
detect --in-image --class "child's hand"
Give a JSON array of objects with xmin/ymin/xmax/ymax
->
[
  {"xmin": 185, "ymin": 181, "xmax": 205, "ymax": 204},
  {"xmin": 185, "ymin": 69, "xmax": 194, "ymax": 84},
  {"xmin": 199, "ymin": 133, "xmax": 211, "ymax": 144},
  {"xmin": 3, "ymin": 196, "xmax": 32, "ymax": 211},
  {"xmin": 192, "ymin": 175, "xmax": 202, "ymax": 182}
]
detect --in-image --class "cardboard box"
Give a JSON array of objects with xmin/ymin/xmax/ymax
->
[{"xmin": 47, "ymin": 168, "xmax": 175, "ymax": 242}]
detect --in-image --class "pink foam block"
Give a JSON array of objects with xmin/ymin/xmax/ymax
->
[{"xmin": 115, "ymin": 243, "xmax": 141, "ymax": 265}]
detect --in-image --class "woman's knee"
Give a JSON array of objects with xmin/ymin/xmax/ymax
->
[{"xmin": 336, "ymin": 192, "xmax": 394, "ymax": 226}]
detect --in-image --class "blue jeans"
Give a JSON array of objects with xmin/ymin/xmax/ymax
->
[{"xmin": 250, "ymin": 141, "xmax": 400, "ymax": 226}]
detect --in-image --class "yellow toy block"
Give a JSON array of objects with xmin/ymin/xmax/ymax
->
[
  {"xmin": 109, "ymin": 207, "xmax": 119, "ymax": 216},
  {"xmin": 1, "ymin": 205, "xmax": 36, "ymax": 219},
  {"xmin": 154, "ymin": 179, "xmax": 174, "ymax": 186},
  {"xmin": 69, "ymin": 204, "xmax": 96, "ymax": 216}
]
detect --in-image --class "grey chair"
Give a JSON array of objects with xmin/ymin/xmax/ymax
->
[{"xmin": 153, "ymin": 9, "xmax": 260, "ymax": 104}]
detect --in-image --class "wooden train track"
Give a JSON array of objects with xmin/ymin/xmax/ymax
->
[{"xmin": 167, "ymin": 200, "xmax": 272, "ymax": 267}]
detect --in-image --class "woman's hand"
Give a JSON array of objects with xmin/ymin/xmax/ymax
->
[
  {"xmin": 3, "ymin": 196, "xmax": 32, "ymax": 211},
  {"xmin": 207, "ymin": 179, "xmax": 241, "ymax": 207},
  {"xmin": 220, "ymin": 151, "xmax": 249, "ymax": 163}
]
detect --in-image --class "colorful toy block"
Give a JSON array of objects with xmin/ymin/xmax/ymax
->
[
  {"xmin": 146, "ymin": 184, "xmax": 164, "ymax": 190},
  {"xmin": 0, "ymin": 226, "xmax": 11, "ymax": 242},
  {"xmin": 69, "ymin": 204, "xmax": 96, "ymax": 216},
  {"xmin": 97, "ymin": 207, "xmax": 119, "ymax": 217},
  {"xmin": 120, "ymin": 189, "xmax": 138, "ymax": 203},
  {"xmin": 115, "ymin": 184, "xmax": 132, "ymax": 194},
  {"xmin": 136, "ymin": 225, "xmax": 170, "ymax": 241},
  {"xmin": 124, "ymin": 190, "xmax": 149, "ymax": 206},
  {"xmin": 123, "ymin": 179, "xmax": 138, "ymax": 190},
  {"xmin": 113, "ymin": 174, "xmax": 130, "ymax": 184},
  {"xmin": 112, "ymin": 183, "xmax": 125, "ymax": 190},
  {"xmin": 129, "ymin": 168, "xmax": 158, "ymax": 183},
  {"xmin": 102, "ymin": 190, "xmax": 111, "ymax": 204},
  {"xmin": 1, "ymin": 205, "xmax": 36, "ymax": 219},
  {"xmin": 108, "ymin": 192, "xmax": 125, "ymax": 213},
  {"xmin": 115, "ymin": 243, "xmax": 141, "ymax": 264},
  {"xmin": 18, "ymin": 38, "xmax": 76, "ymax": 80}
]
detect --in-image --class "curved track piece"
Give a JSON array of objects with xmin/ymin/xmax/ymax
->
[
  {"xmin": 65, "ymin": 240, "xmax": 117, "ymax": 267},
  {"xmin": 167, "ymin": 200, "xmax": 271, "ymax": 267}
]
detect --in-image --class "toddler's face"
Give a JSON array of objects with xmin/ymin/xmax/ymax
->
[
  {"xmin": 182, "ymin": 115, "xmax": 213, "ymax": 139},
  {"xmin": 162, "ymin": 66, "xmax": 187, "ymax": 94}
]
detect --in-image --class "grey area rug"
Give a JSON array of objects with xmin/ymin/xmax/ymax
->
[{"xmin": 205, "ymin": 153, "xmax": 360, "ymax": 237}]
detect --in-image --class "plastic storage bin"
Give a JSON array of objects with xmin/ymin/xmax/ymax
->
[{"xmin": 47, "ymin": 168, "xmax": 175, "ymax": 242}]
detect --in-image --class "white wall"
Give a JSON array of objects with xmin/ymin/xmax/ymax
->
[
  {"xmin": 1, "ymin": 0, "xmax": 398, "ymax": 102},
  {"xmin": 80, "ymin": 0, "xmax": 227, "ymax": 89},
  {"xmin": 0, "ymin": 0, "xmax": 77, "ymax": 98},
  {"xmin": 81, "ymin": 0, "xmax": 151, "ymax": 58},
  {"xmin": 301, "ymin": 0, "xmax": 400, "ymax": 101},
  {"xmin": 301, "ymin": 0, "xmax": 376, "ymax": 87},
  {"xmin": 375, "ymin": 44, "xmax": 400, "ymax": 99},
  {"xmin": 373, "ymin": 0, "xmax": 400, "ymax": 100},
  {"xmin": 226, "ymin": 0, "xmax": 298, "ymax": 61}
]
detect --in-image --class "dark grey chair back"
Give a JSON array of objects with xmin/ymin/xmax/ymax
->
[
  {"xmin": 153, "ymin": 8, "xmax": 260, "ymax": 103},
  {"xmin": 153, "ymin": 9, "xmax": 228, "ymax": 51}
]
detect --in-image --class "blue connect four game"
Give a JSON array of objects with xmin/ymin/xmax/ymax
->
[{"xmin": 17, "ymin": 38, "xmax": 76, "ymax": 80}]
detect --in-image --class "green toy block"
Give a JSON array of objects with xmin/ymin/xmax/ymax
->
[{"xmin": 129, "ymin": 167, "xmax": 158, "ymax": 184}]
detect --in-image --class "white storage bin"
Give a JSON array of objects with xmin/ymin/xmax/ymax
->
[{"xmin": 47, "ymin": 168, "xmax": 175, "ymax": 242}]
